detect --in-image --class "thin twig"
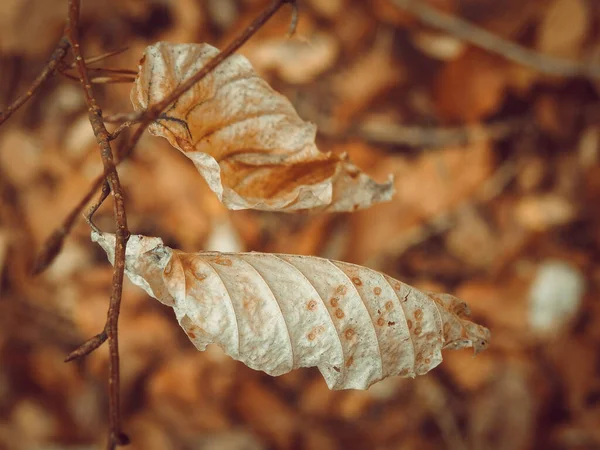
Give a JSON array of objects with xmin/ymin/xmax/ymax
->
[
  {"xmin": 63, "ymin": 47, "xmax": 129, "ymax": 69},
  {"xmin": 87, "ymin": 76, "xmax": 136, "ymax": 84},
  {"xmin": 393, "ymin": 0, "xmax": 600, "ymax": 79},
  {"xmin": 65, "ymin": 1, "xmax": 130, "ymax": 447},
  {"xmin": 32, "ymin": 173, "xmax": 106, "ymax": 275},
  {"xmin": 357, "ymin": 116, "xmax": 527, "ymax": 148},
  {"xmin": 64, "ymin": 67, "xmax": 137, "ymax": 76},
  {"xmin": 60, "ymin": 67, "xmax": 137, "ymax": 84},
  {"xmin": 33, "ymin": 162, "xmax": 121, "ymax": 276},
  {"xmin": 108, "ymin": 121, "xmax": 138, "ymax": 141},
  {"xmin": 61, "ymin": 71, "xmax": 136, "ymax": 84},
  {"xmin": 64, "ymin": 330, "xmax": 107, "ymax": 362},
  {"xmin": 104, "ymin": 111, "xmax": 141, "ymax": 124},
  {"xmin": 0, "ymin": 37, "xmax": 70, "ymax": 126},
  {"xmin": 86, "ymin": 180, "xmax": 111, "ymax": 225}
]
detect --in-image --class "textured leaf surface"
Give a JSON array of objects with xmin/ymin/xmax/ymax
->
[
  {"xmin": 94, "ymin": 231, "xmax": 490, "ymax": 390},
  {"xmin": 130, "ymin": 42, "xmax": 394, "ymax": 212}
]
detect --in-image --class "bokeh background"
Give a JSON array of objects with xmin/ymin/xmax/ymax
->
[{"xmin": 1, "ymin": 0, "xmax": 600, "ymax": 449}]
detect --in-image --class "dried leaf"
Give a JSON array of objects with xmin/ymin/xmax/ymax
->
[
  {"xmin": 131, "ymin": 42, "xmax": 394, "ymax": 212},
  {"xmin": 434, "ymin": 47, "xmax": 509, "ymax": 123},
  {"xmin": 245, "ymin": 32, "xmax": 339, "ymax": 84},
  {"xmin": 536, "ymin": 0, "xmax": 589, "ymax": 59},
  {"xmin": 93, "ymin": 231, "xmax": 490, "ymax": 390}
]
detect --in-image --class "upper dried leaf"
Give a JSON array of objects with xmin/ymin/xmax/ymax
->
[
  {"xmin": 130, "ymin": 42, "xmax": 394, "ymax": 212},
  {"xmin": 94, "ymin": 231, "xmax": 490, "ymax": 390}
]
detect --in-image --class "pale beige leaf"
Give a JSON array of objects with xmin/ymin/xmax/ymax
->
[
  {"xmin": 130, "ymin": 42, "xmax": 394, "ymax": 212},
  {"xmin": 536, "ymin": 0, "xmax": 589, "ymax": 59},
  {"xmin": 94, "ymin": 231, "xmax": 490, "ymax": 390}
]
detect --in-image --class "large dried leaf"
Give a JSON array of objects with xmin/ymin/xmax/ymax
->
[
  {"xmin": 130, "ymin": 42, "xmax": 394, "ymax": 212},
  {"xmin": 94, "ymin": 231, "xmax": 490, "ymax": 390}
]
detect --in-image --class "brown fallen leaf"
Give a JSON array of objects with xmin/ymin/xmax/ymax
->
[
  {"xmin": 244, "ymin": 31, "xmax": 340, "ymax": 84},
  {"xmin": 131, "ymin": 42, "xmax": 394, "ymax": 212},
  {"xmin": 434, "ymin": 47, "xmax": 509, "ymax": 123},
  {"xmin": 94, "ymin": 231, "xmax": 490, "ymax": 390}
]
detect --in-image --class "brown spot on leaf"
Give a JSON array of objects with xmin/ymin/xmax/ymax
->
[
  {"xmin": 243, "ymin": 297, "xmax": 260, "ymax": 312},
  {"xmin": 414, "ymin": 326, "xmax": 422, "ymax": 336},
  {"xmin": 333, "ymin": 366, "xmax": 341, "ymax": 373},
  {"xmin": 388, "ymin": 321, "xmax": 395, "ymax": 327},
  {"xmin": 192, "ymin": 271, "xmax": 207, "ymax": 282},
  {"xmin": 377, "ymin": 317, "xmax": 385, "ymax": 327},
  {"xmin": 352, "ymin": 277, "xmax": 362, "ymax": 286},
  {"xmin": 330, "ymin": 297, "xmax": 339, "ymax": 307},
  {"xmin": 345, "ymin": 356, "xmax": 354, "ymax": 368},
  {"xmin": 187, "ymin": 331, "xmax": 196, "ymax": 339},
  {"xmin": 425, "ymin": 358, "xmax": 431, "ymax": 365},
  {"xmin": 307, "ymin": 300, "xmax": 318, "ymax": 311},
  {"xmin": 374, "ymin": 287, "xmax": 382, "ymax": 295},
  {"xmin": 443, "ymin": 322, "xmax": 451, "ymax": 340},
  {"xmin": 336, "ymin": 285, "xmax": 347, "ymax": 295},
  {"xmin": 226, "ymin": 159, "xmax": 338, "ymax": 200},
  {"xmin": 344, "ymin": 328, "xmax": 355, "ymax": 340},
  {"xmin": 335, "ymin": 309, "xmax": 345, "ymax": 319},
  {"xmin": 214, "ymin": 258, "xmax": 232, "ymax": 266},
  {"xmin": 385, "ymin": 301, "xmax": 393, "ymax": 311},
  {"xmin": 414, "ymin": 309, "xmax": 423, "ymax": 320},
  {"xmin": 407, "ymin": 319, "xmax": 413, "ymax": 330},
  {"xmin": 308, "ymin": 325, "xmax": 325, "ymax": 341},
  {"xmin": 164, "ymin": 260, "xmax": 173, "ymax": 275},
  {"xmin": 394, "ymin": 282, "xmax": 401, "ymax": 290}
]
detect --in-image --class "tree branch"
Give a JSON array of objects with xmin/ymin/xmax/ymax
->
[
  {"xmin": 65, "ymin": 1, "xmax": 130, "ymax": 447},
  {"xmin": 393, "ymin": 0, "xmax": 600, "ymax": 79},
  {"xmin": 27, "ymin": 2, "xmax": 296, "ymax": 447},
  {"xmin": 0, "ymin": 37, "xmax": 70, "ymax": 126}
]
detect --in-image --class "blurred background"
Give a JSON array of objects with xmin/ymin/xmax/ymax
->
[{"xmin": 1, "ymin": 0, "xmax": 600, "ymax": 449}]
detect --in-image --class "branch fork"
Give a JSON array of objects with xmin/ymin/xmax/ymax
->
[{"xmin": 0, "ymin": 1, "xmax": 296, "ymax": 448}]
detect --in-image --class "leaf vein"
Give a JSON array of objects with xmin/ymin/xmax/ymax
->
[
  {"xmin": 330, "ymin": 261, "xmax": 384, "ymax": 381},
  {"xmin": 236, "ymin": 255, "xmax": 295, "ymax": 369},
  {"xmin": 272, "ymin": 254, "xmax": 345, "ymax": 377},
  {"xmin": 382, "ymin": 276, "xmax": 417, "ymax": 376},
  {"xmin": 204, "ymin": 259, "xmax": 241, "ymax": 357}
]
